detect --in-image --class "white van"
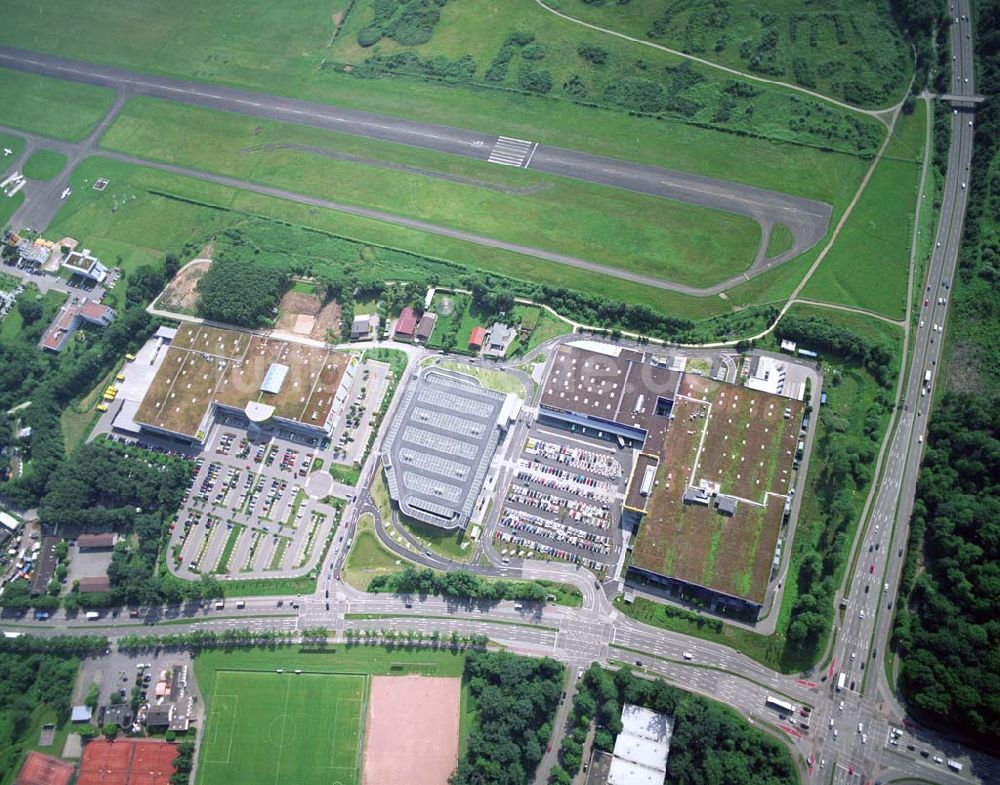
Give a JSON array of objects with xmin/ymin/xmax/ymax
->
[
  {"xmin": 86, "ymin": 611, "xmax": 100, "ymax": 620},
  {"xmin": 682, "ymin": 652, "xmax": 694, "ymax": 660}
]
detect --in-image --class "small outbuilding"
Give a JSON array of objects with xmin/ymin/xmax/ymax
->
[
  {"xmin": 78, "ymin": 576, "xmax": 112, "ymax": 593},
  {"xmin": 77, "ymin": 532, "xmax": 115, "ymax": 550},
  {"xmin": 71, "ymin": 705, "xmax": 93, "ymax": 723},
  {"xmin": 394, "ymin": 307, "xmax": 418, "ymax": 341},
  {"xmin": 468, "ymin": 326, "xmax": 486, "ymax": 350},
  {"xmin": 415, "ymin": 312, "xmax": 437, "ymax": 343}
]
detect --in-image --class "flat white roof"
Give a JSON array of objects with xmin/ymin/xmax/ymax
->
[
  {"xmin": 607, "ymin": 703, "xmax": 673, "ymax": 784},
  {"xmin": 0, "ymin": 511, "xmax": 18, "ymax": 531},
  {"xmin": 245, "ymin": 401, "xmax": 276, "ymax": 423},
  {"xmin": 621, "ymin": 703, "xmax": 671, "ymax": 742},
  {"xmin": 113, "ymin": 399, "xmax": 143, "ymax": 434},
  {"xmin": 566, "ymin": 339, "xmax": 622, "ymax": 358},
  {"xmin": 608, "ymin": 757, "xmax": 662, "ymax": 785},
  {"xmin": 260, "ymin": 362, "xmax": 289, "ymax": 394}
]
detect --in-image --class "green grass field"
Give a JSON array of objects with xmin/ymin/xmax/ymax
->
[
  {"xmin": 0, "ymin": 68, "xmax": 115, "ymax": 141},
  {"xmin": 343, "ymin": 513, "xmax": 409, "ymax": 590},
  {"xmin": 22, "ymin": 149, "xmax": 67, "ymax": 180},
  {"xmin": 194, "ymin": 646, "xmax": 471, "ymax": 785},
  {"xmin": 46, "ymin": 156, "xmax": 727, "ymax": 319},
  {"xmin": 99, "ymin": 97, "xmax": 762, "ymax": 286},
  {"xmin": 0, "ymin": 190, "xmax": 23, "ymax": 232},
  {"xmin": 0, "ymin": 3, "xmax": 877, "ymax": 212},
  {"xmin": 554, "ymin": 0, "xmax": 911, "ymax": 109},
  {"xmin": 800, "ymin": 102, "xmax": 926, "ymax": 318},
  {"xmin": 765, "ymin": 224, "xmax": 794, "ymax": 258},
  {"xmin": 199, "ymin": 670, "xmax": 366, "ymax": 785},
  {"xmin": 0, "ymin": 132, "xmax": 25, "ymax": 164},
  {"xmin": 331, "ymin": 0, "xmax": 885, "ymax": 156}
]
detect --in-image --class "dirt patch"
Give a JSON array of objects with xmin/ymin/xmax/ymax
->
[
  {"xmin": 310, "ymin": 299, "xmax": 342, "ymax": 341},
  {"xmin": 362, "ymin": 675, "xmax": 460, "ymax": 785},
  {"xmin": 157, "ymin": 258, "xmax": 211, "ymax": 313},
  {"xmin": 275, "ymin": 290, "xmax": 320, "ymax": 332},
  {"xmin": 332, "ymin": 10, "xmax": 344, "ymax": 26}
]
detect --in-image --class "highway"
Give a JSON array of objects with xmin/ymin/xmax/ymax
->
[
  {"xmin": 0, "ymin": 45, "xmax": 832, "ymax": 294},
  {"xmin": 2, "ymin": 5, "xmax": 997, "ymax": 782},
  {"xmin": 803, "ymin": 1, "xmax": 985, "ymax": 782}
]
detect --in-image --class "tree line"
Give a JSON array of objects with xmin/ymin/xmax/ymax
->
[
  {"xmin": 775, "ymin": 315, "xmax": 896, "ymax": 388},
  {"xmin": 369, "ymin": 566, "xmax": 556, "ymax": 603}
]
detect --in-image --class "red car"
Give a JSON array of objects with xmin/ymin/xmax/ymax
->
[
  {"xmin": 924, "ymin": 298, "xmax": 929, "ymax": 306},
  {"xmin": 869, "ymin": 564, "xmax": 875, "ymax": 574}
]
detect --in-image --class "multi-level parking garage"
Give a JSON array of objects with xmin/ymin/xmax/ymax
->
[{"xmin": 381, "ymin": 368, "xmax": 520, "ymax": 530}]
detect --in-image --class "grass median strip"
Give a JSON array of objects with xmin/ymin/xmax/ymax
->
[{"xmin": 345, "ymin": 613, "xmax": 559, "ymax": 633}]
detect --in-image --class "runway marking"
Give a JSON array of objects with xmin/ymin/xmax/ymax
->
[{"xmin": 488, "ymin": 136, "xmax": 534, "ymax": 167}]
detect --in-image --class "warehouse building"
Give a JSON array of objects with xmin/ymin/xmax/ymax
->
[{"xmin": 133, "ymin": 323, "xmax": 357, "ymax": 445}]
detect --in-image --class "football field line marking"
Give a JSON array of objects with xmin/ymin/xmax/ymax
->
[{"xmin": 273, "ymin": 674, "xmax": 292, "ymax": 785}]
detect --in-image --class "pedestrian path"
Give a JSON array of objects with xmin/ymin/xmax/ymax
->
[{"xmin": 488, "ymin": 136, "xmax": 536, "ymax": 168}]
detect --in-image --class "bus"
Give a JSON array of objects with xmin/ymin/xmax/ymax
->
[{"xmin": 766, "ymin": 696, "xmax": 796, "ymax": 715}]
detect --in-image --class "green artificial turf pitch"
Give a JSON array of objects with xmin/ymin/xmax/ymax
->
[{"xmin": 199, "ymin": 670, "xmax": 367, "ymax": 785}]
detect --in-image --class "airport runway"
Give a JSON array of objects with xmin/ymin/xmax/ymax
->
[{"xmin": 0, "ymin": 45, "xmax": 833, "ymax": 294}]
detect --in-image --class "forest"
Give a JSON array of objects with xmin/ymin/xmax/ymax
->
[
  {"xmin": 451, "ymin": 650, "xmax": 564, "ymax": 785},
  {"xmin": 894, "ymin": 0, "xmax": 1000, "ymax": 746},
  {"xmin": 550, "ymin": 664, "xmax": 797, "ymax": 785},
  {"xmin": 195, "ymin": 254, "xmax": 290, "ymax": 327},
  {"xmin": 0, "ymin": 650, "xmax": 80, "ymax": 777},
  {"xmin": 894, "ymin": 396, "xmax": 1000, "ymax": 742}
]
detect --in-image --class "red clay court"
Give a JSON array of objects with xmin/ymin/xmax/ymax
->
[
  {"xmin": 77, "ymin": 740, "xmax": 178, "ymax": 785},
  {"xmin": 362, "ymin": 675, "xmax": 461, "ymax": 785},
  {"xmin": 15, "ymin": 751, "xmax": 74, "ymax": 785}
]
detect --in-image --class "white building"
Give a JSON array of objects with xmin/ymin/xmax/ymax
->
[
  {"xmin": 62, "ymin": 248, "xmax": 108, "ymax": 283},
  {"xmin": 607, "ymin": 704, "xmax": 673, "ymax": 785}
]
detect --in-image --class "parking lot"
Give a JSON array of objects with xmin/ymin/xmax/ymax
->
[
  {"xmin": 493, "ymin": 425, "xmax": 630, "ymax": 572},
  {"xmin": 168, "ymin": 426, "xmax": 339, "ymax": 581},
  {"xmin": 328, "ymin": 357, "xmax": 390, "ymax": 467},
  {"xmin": 77, "ymin": 647, "xmax": 196, "ymax": 735}
]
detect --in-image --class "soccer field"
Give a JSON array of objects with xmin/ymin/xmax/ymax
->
[{"xmin": 198, "ymin": 670, "xmax": 367, "ymax": 785}]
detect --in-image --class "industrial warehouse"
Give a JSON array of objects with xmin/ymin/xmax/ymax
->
[
  {"xmin": 537, "ymin": 341, "xmax": 806, "ymax": 618},
  {"xmin": 130, "ymin": 323, "xmax": 358, "ymax": 445}
]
